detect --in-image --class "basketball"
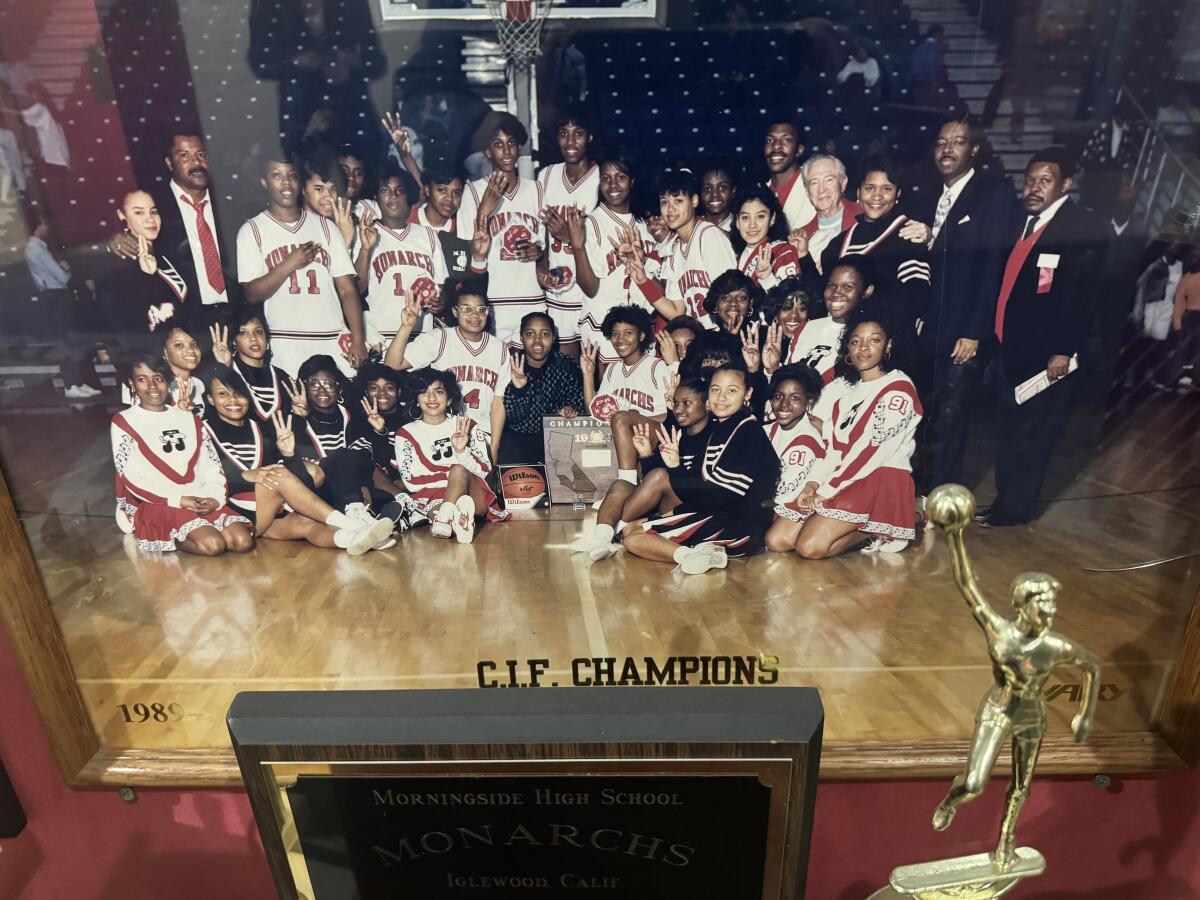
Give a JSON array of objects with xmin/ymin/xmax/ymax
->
[
  {"xmin": 590, "ymin": 394, "xmax": 619, "ymax": 422},
  {"xmin": 501, "ymin": 466, "xmax": 546, "ymax": 500}
]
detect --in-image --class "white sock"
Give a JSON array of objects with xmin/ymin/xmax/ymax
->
[
  {"xmin": 673, "ymin": 546, "xmax": 693, "ymax": 565},
  {"xmin": 332, "ymin": 528, "xmax": 354, "ymax": 548},
  {"xmin": 617, "ymin": 468, "xmax": 637, "ymax": 484},
  {"xmin": 325, "ymin": 510, "xmax": 353, "ymax": 529},
  {"xmin": 593, "ymin": 523, "xmax": 615, "ymax": 545},
  {"xmin": 616, "ymin": 519, "xmax": 628, "ymax": 533}
]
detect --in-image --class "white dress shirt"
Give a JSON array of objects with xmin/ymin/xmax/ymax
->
[
  {"xmin": 930, "ymin": 167, "xmax": 976, "ymax": 244},
  {"xmin": 173, "ymin": 186, "xmax": 229, "ymax": 306},
  {"xmin": 1022, "ymin": 194, "xmax": 1069, "ymax": 237}
]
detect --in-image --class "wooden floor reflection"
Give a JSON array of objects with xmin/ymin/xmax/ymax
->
[{"xmin": 2, "ymin": 396, "xmax": 1198, "ymax": 753}]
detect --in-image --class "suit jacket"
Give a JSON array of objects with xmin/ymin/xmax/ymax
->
[
  {"xmin": 153, "ymin": 183, "xmax": 240, "ymax": 306},
  {"xmin": 995, "ymin": 199, "xmax": 1108, "ymax": 385},
  {"xmin": 915, "ymin": 174, "xmax": 1020, "ymax": 374}
]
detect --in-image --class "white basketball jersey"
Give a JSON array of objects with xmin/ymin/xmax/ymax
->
[
  {"xmin": 236, "ymin": 209, "xmax": 355, "ymax": 341},
  {"xmin": 662, "ymin": 220, "xmax": 738, "ymax": 318},
  {"xmin": 404, "ymin": 327, "xmax": 512, "ymax": 430},
  {"xmin": 590, "ymin": 353, "xmax": 671, "ymax": 419},
  {"xmin": 538, "ymin": 162, "xmax": 600, "ymax": 311},
  {"xmin": 364, "ymin": 222, "xmax": 448, "ymax": 341},
  {"xmin": 581, "ymin": 206, "xmax": 657, "ymax": 339},
  {"xmin": 457, "ymin": 175, "xmax": 544, "ymax": 305},
  {"xmin": 766, "ymin": 171, "xmax": 816, "ymax": 233}
]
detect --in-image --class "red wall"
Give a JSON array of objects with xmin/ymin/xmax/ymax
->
[{"xmin": 1, "ymin": 617, "xmax": 1198, "ymax": 899}]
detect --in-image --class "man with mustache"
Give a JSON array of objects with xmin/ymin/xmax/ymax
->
[
  {"xmin": 980, "ymin": 147, "xmax": 1106, "ymax": 527},
  {"xmin": 108, "ymin": 133, "xmax": 238, "ymax": 329},
  {"xmin": 910, "ymin": 117, "xmax": 1019, "ymax": 493}
]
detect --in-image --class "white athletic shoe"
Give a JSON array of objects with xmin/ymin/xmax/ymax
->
[
  {"xmin": 81, "ymin": 385, "xmax": 102, "ymax": 397},
  {"xmin": 861, "ymin": 537, "xmax": 909, "ymax": 554},
  {"xmin": 588, "ymin": 540, "xmax": 620, "ymax": 562},
  {"xmin": 453, "ymin": 495, "xmax": 476, "ymax": 544},
  {"xmin": 679, "ymin": 542, "xmax": 728, "ymax": 575},
  {"xmin": 64, "ymin": 385, "xmax": 90, "ymax": 399},
  {"xmin": 346, "ymin": 517, "xmax": 394, "ymax": 556},
  {"xmin": 431, "ymin": 503, "xmax": 455, "ymax": 539},
  {"xmin": 344, "ymin": 502, "xmax": 376, "ymax": 526}
]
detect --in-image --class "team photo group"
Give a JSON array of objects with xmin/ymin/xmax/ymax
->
[{"xmin": 104, "ymin": 102, "xmax": 1103, "ymax": 576}]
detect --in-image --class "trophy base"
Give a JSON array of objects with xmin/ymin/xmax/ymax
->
[{"xmin": 867, "ymin": 847, "xmax": 1045, "ymax": 899}]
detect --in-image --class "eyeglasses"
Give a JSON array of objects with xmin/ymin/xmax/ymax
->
[{"xmin": 306, "ymin": 379, "xmax": 338, "ymax": 390}]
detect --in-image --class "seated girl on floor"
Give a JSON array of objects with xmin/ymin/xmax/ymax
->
[
  {"xmin": 785, "ymin": 303, "xmax": 922, "ymax": 558},
  {"xmin": 201, "ymin": 364, "xmax": 394, "ymax": 554},
  {"xmin": 111, "ymin": 353, "xmax": 253, "ymax": 556},
  {"xmin": 621, "ymin": 363, "xmax": 780, "ymax": 575},
  {"xmin": 392, "ymin": 366, "xmax": 507, "ymax": 545}
]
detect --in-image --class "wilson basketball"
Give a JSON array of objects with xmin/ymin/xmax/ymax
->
[{"xmin": 501, "ymin": 466, "xmax": 546, "ymax": 500}]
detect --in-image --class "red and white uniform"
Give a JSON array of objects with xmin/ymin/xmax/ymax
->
[
  {"xmin": 404, "ymin": 328, "xmax": 511, "ymax": 435},
  {"xmin": 784, "ymin": 316, "xmax": 844, "ymax": 383},
  {"xmin": 766, "ymin": 171, "xmax": 815, "ymax": 234},
  {"xmin": 111, "ymin": 405, "xmax": 248, "ymax": 552},
  {"xmin": 363, "ymin": 222, "xmax": 448, "ymax": 344},
  {"xmin": 738, "ymin": 240, "xmax": 800, "ymax": 290},
  {"xmin": 590, "ymin": 353, "xmax": 672, "ymax": 420},
  {"xmin": 662, "ymin": 220, "xmax": 737, "ymax": 318},
  {"xmin": 582, "ymin": 206, "xmax": 660, "ymax": 362},
  {"xmin": 809, "ymin": 371, "xmax": 922, "ymax": 541},
  {"xmin": 538, "ymin": 162, "xmax": 600, "ymax": 343},
  {"xmin": 457, "ymin": 175, "xmax": 545, "ymax": 346},
  {"xmin": 392, "ymin": 417, "xmax": 504, "ymax": 518},
  {"xmin": 236, "ymin": 209, "xmax": 357, "ymax": 377},
  {"xmin": 766, "ymin": 417, "xmax": 826, "ymax": 522},
  {"xmin": 701, "ymin": 212, "xmax": 733, "ymax": 233}
]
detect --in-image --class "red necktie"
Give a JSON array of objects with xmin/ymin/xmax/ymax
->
[{"xmin": 179, "ymin": 194, "xmax": 226, "ymax": 295}]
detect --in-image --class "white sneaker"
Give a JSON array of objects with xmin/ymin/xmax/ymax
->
[
  {"xmin": 453, "ymin": 495, "xmax": 476, "ymax": 544},
  {"xmin": 861, "ymin": 536, "xmax": 909, "ymax": 554},
  {"xmin": 588, "ymin": 540, "xmax": 620, "ymax": 562},
  {"xmin": 64, "ymin": 385, "xmax": 89, "ymax": 399},
  {"xmin": 344, "ymin": 501, "xmax": 376, "ymax": 527},
  {"xmin": 80, "ymin": 384, "xmax": 102, "ymax": 397},
  {"xmin": 431, "ymin": 503, "xmax": 455, "ymax": 539},
  {"xmin": 679, "ymin": 542, "xmax": 728, "ymax": 575},
  {"xmin": 345, "ymin": 517, "xmax": 394, "ymax": 556}
]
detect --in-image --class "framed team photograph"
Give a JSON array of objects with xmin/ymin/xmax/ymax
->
[{"xmin": 0, "ymin": 0, "xmax": 1198, "ymax": 803}]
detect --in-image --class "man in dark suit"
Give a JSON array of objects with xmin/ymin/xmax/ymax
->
[
  {"xmin": 109, "ymin": 133, "xmax": 237, "ymax": 329},
  {"xmin": 979, "ymin": 147, "xmax": 1107, "ymax": 527},
  {"xmin": 914, "ymin": 118, "xmax": 1019, "ymax": 492}
]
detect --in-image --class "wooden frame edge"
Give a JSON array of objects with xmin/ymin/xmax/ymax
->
[
  {"xmin": 0, "ymin": 471, "xmax": 99, "ymax": 783},
  {"xmin": 69, "ymin": 731, "xmax": 1184, "ymax": 788},
  {"xmin": 1, "ymin": 467, "xmax": 1195, "ymax": 789}
]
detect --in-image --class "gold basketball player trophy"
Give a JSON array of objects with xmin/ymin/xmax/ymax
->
[{"xmin": 869, "ymin": 484, "xmax": 1100, "ymax": 899}]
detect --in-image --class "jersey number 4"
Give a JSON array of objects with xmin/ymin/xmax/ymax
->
[
  {"xmin": 287, "ymin": 269, "xmax": 320, "ymax": 295},
  {"xmin": 463, "ymin": 388, "xmax": 481, "ymax": 410}
]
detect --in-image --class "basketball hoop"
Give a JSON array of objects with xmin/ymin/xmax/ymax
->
[{"xmin": 486, "ymin": 0, "xmax": 554, "ymax": 71}]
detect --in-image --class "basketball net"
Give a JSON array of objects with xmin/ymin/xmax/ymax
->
[{"xmin": 485, "ymin": 0, "xmax": 554, "ymax": 72}]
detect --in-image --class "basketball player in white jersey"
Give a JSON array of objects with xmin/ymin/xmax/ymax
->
[
  {"xmin": 237, "ymin": 153, "xmax": 368, "ymax": 378},
  {"xmin": 456, "ymin": 117, "xmax": 545, "ymax": 348},
  {"xmin": 354, "ymin": 160, "xmax": 448, "ymax": 344},
  {"xmin": 764, "ymin": 120, "xmax": 815, "ymax": 230},
  {"xmin": 628, "ymin": 169, "xmax": 738, "ymax": 319},
  {"xmin": 384, "ymin": 278, "xmax": 509, "ymax": 462},
  {"xmin": 547, "ymin": 152, "xmax": 669, "ymax": 363},
  {"xmin": 536, "ymin": 109, "xmax": 600, "ymax": 358}
]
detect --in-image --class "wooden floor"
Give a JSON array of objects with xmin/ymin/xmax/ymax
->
[{"xmin": 1, "ymin": 390, "xmax": 1198, "ymax": 754}]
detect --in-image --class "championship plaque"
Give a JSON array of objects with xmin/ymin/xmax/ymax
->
[
  {"xmin": 229, "ymin": 687, "xmax": 823, "ymax": 899},
  {"xmin": 541, "ymin": 416, "xmax": 619, "ymax": 504}
]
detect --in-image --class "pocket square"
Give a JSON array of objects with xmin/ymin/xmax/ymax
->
[{"xmin": 957, "ymin": 214, "xmax": 971, "ymax": 224}]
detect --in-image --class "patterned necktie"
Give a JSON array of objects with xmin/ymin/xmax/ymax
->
[
  {"xmin": 929, "ymin": 187, "xmax": 953, "ymax": 246},
  {"xmin": 179, "ymin": 194, "xmax": 226, "ymax": 294},
  {"xmin": 1023, "ymin": 214, "xmax": 1040, "ymax": 240}
]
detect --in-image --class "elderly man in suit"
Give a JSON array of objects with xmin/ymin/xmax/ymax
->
[
  {"xmin": 914, "ymin": 118, "xmax": 1019, "ymax": 492},
  {"xmin": 109, "ymin": 133, "xmax": 237, "ymax": 329},
  {"xmin": 979, "ymin": 147, "xmax": 1107, "ymax": 527}
]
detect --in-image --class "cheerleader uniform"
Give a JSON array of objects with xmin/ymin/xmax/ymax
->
[
  {"xmin": 111, "ymin": 405, "xmax": 249, "ymax": 551},
  {"xmin": 202, "ymin": 412, "xmax": 315, "ymax": 526},
  {"xmin": 766, "ymin": 416, "xmax": 826, "ymax": 522},
  {"xmin": 738, "ymin": 240, "xmax": 800, "ymax": 291},
  {"xmin": 292, "ymin": 403, "xmax": 388, "ymax": 513},
  {"xmin": 809, "ymin": 370, "xmax": 922, "ymax": 543},
  {"xmin": 640, "ymin": 408, "xmax": 780, "ymax": 556},
  {"xmin": 232, "ymin": 358, "xmax": 291, "ymax": 422},
  {"xmin": 392, "ymin": 417, "xmax": 507, "ymax": 520}
]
